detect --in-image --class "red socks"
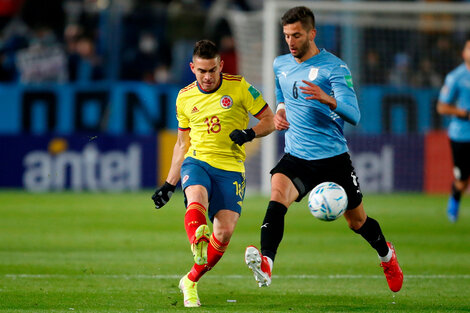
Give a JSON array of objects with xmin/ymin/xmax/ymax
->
[
  {"xmin": 184, "ymin": 202, "xmax": 229, "ymax": 282},
  {"xmin": 188, "ymin": 234, "xmax": 228, "ymax": 282},
  {"xmin": 184, "ymin": 202, "xmax": 207, "ymax": 243}
]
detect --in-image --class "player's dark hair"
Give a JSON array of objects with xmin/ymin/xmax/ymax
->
[
  {"xmin": 281, "ymin": 6, "xmax": 315, "ymax": 30},
  {"xmin": 193, "ymin": 39, "xmax": 219, "ymax": 59}
]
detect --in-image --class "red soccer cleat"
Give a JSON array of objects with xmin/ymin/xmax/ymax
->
[{"xmin": 380, "ymin": 242, "xmax": 403, "ymax": 292}]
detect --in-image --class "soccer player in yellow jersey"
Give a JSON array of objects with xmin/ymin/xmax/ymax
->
[{"xmin": 151, "ymin": 39, "xmax": 275, "ymax": 307}]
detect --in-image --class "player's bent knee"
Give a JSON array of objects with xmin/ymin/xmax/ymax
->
[
  {"xmin": 271, "ymin": 187, "xmax": 290, "ymax": 205},
  {"xmin": 184, "ymin": 185, "xmax": 208, "ymax": 204}
]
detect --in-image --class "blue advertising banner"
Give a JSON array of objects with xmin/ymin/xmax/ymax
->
[
  {"xmin": 348, "ymin": 134, "xmax": 424, "ymax": 192},
  {"xmin": 0, "ymin": 135, "xmax": 157, "ymax": 191},
  {"xmin": 0, "ymin": 82, "xmax": 179, "ymax": 135},
  {"xmin": 277, "ymin": 133, "xmax": 425, "ymax": 192}
]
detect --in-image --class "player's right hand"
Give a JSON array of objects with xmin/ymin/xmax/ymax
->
[
  {"xmin": 151, "ymin": 182, "xmax": 176, "ymax": 209},
  {"xmin": 274, "ymin": 109, "xmax": 290, "ymax": 130}
]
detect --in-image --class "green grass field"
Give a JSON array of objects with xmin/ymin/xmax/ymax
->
[{"xmin": 1, "ymin": 191, "xmax": 469, "ymax": 312}]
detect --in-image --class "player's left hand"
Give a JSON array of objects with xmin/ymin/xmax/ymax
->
[
  {"xmin": 300, "ymin": 80, "xmax": 337, "ymax": 110},
  {"xmin": 151, "ymin": 182, "xmax": 176, "ymax": 209},
  {"xmin": 230, "ymin": 128, "xmax": 256, "ymax": 145}
]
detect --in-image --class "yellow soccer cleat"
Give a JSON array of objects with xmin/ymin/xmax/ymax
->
[
  {"xmin": 191, "ymin": 224, "xmax": 210, "ymax": 265},
  {"xmin": 178, "ymin": 274, "xmax": 201, "ymax": 307}
]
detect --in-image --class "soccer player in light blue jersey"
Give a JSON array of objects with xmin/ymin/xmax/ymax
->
[
  {"xmin": 437, "ymin": 38, "xmax": 470, "ymax": 223},
  {"xmin": 245, "ymin": 6, "xmax": 403, "ymax": 293}
]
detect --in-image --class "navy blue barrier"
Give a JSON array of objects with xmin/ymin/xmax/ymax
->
[
  {"xmin": 0, "ymin": 132, "xmax": 424, "ymax": 192},
  {"xmin": 0, "ymin": 83, "xmax": 450, "ymax": 135},
  {"xmin": 0, "ymin": 82, "xmax": 179, "ymax": 135},
  {"xmin": 0, "ymin": 134, "xmax": 157, "ymax": 191}
]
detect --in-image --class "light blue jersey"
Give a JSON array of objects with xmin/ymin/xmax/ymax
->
[
  {"xmin": 439, "ymin": 63, "xmax": 470, "ymax": 142},
  {"xmin": 274, "ymin": 49, "xmax": 360, "ymax": 160}
]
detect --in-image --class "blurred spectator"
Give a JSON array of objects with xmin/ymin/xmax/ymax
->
[
  {"xmin": 219, "ymin": 35, "xmax": 237, "ymax": 74},
  {"xmin": 204, "ymin": 0, "xmax": 242, "ymax": 75},
  {"xmin": 64, "ymin": 24, "xmax": 83, "ymax": 56},
  {"xmin": 0, "ymin": 17, "xmax": 29, "ymax": 81},
  {"xmin": 411, "ymin": 57, "xmax": 442, "ymax": 88},
  {"xmin": 363, "ymin": 49, "xmax": 385, "ymax": 84},
  {"xmin": 120, "ymin": 2, "xmax": 172, "ymax": 83},
  {"xmin": 431, "ymin": 36, "xmax": 459, "ymax": 78},
  {"xmin": 388, "ymin": 52, "xmax": 411, "ymax": 87},
  {"xmin": 121, "ymin": 31, "xmax": 171, "ymax": 83},
  {"xmin": 15, "ymin": 26, "xmax": 68, "ymax": 83},
  {"xmin": 68, "ymin": 35, "xmax": 104, "ymax": 82},
  {"xmin": 168, "ymin": 0, "xmax": 206, "ymax": 85}
]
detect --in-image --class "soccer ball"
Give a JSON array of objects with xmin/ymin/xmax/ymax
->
[{"xmin": 308, "ymin": 182, "xmax": 348, "ymax": 221}]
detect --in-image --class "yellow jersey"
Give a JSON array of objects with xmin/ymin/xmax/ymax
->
[{"xmin": 176, "ymin": 73, "xmax": 268, "ymax": 172}]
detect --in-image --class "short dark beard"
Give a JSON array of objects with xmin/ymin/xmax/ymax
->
[{"xmin": 293, "ymin": 39, "xmax": 310, "ymax": 60}]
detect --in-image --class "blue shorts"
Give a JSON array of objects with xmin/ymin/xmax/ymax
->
[{"xmin": 180, "ymin": 157, "xmax": 246, "ymax": 222}]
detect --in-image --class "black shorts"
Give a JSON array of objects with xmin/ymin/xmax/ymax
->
[
  {"xmin": 270, "ymin": 152, "xmax": 363, "ymax": 210},
  {"xmin": 450, "ymin": 140, "xmax": 470, "ymax": 181}
]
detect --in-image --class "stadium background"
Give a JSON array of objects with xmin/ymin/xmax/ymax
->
[
  {"xmin": 1, "ymin": 0, "xmax": 468, "ymax": 194},
  {"xmin": 1, "ymin": 1, "xmax": 470, "ymax": 312}
]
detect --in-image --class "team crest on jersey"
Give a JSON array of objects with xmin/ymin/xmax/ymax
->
[
  {"xmin": 220, "ymin": 95, "xmax": 233, "ymax": 109},
  {"xmin": 308, "ymin": 67, "xmax": 319, "ymax": 81},
  {"xmin": 182, "ymin": 175, "xmax": 189, "ymax": 184}
]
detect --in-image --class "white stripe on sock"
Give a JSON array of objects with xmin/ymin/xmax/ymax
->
[{"xmin": 378, "ymin": 248, "xmax": 392, "ymax": 262}]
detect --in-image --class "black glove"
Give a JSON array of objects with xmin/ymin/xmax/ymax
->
[
  {"xmin": 151, "ymin": 182, "xmax": 176, "ymax": 209},
  {"xmin": 229, "ymin": 128, "xmax": 256, "ymax": 146}
]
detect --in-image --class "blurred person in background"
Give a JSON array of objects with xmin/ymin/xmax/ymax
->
[
  {"xmin": 411, "ymin": 57, "xmax": 442, "ymax": 88},
  {"xmin": 68, "ymin": 35, "xmax": 103, "ymax": 82},
  {"xmin": 15, "ymin": 25, "xmax": 68, "ymax": 83},
  {"xmin": 437, "ymin": 38, "xmax": 470, "ymax": 223},
  {"xmin": 388, "ymin": 52, "xmax": 411, "ymax": 87},
  {"xmin": 363, "ymin": 49, "xmax": 386, "ymax": 84},
  {"xmin": 432, "ymin": 36, "xmax": 459, "ymax": 79},
  {"xmin": 121, "ymin": 31, "xmax": 171, "ymax": 83}
]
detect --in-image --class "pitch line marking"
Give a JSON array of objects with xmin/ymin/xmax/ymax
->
[{"xmin": 4, "ymin": 274, "xmax": 470, "ymax": 279}]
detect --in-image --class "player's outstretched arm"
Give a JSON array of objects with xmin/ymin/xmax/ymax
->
[
  {"xmin": 229, "ymin": 106, "xmax": 275, "ymax": 146},
  {"xmin": 152, "ymin": 129, "xmax": 190, "ymax": 209},
  {"xmin": 437, "ymin": 101, "xmax": 470, "ymax": 120}
]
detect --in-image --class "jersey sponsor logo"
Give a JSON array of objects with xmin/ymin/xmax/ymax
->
[
  {"xmin": 248, "ymin": 85, "xmax": 260, "ymax": 100},
  {"xmin": 191, "ymin": 106, "xmax": 199, "ymax": 113},
  {"xmin": 182, "ymin": 174, "xmax": 189, "ymax": 184},
  {"xmin": 281, "ymin": 71, "xmax": 288, "ymax": 78},
  {"xmin": 345, "ymin": 75, "xmax": 354, "ymax": 88},
  {"xmin": 308, "ymin": 67, "xmax": 319, "ymax": 81},
  {"xmin": 220, "ymin": 95, "xmax": 233, "ymax": 109}
]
